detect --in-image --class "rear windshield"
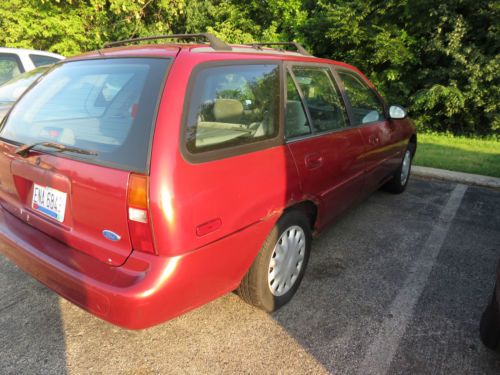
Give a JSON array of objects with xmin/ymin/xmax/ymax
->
[
  {"xmin": 0, "ymin": 66, "xmax": 48, "ymax": 103},
  {"xmin": 0, "ymin": 58, "xmax": 170, "ymax": 172}
]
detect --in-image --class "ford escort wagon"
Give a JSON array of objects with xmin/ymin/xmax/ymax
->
[{"xmin": 0, "ymin": 34, "xmax": 416, "ymax": 329}]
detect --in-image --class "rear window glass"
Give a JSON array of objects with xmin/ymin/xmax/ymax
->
[
  {"xmin": 185, "ymin": 64, "xmax": 280, "ymax": 153},
  {"xmin": 0, "ymin": 66, "xmax": 48, "ymax": 103},
  {"xmin": 0, "ymin": 58, "xmax": 170, "ymax": 172},
  {"xmin": 29, "ymin": 54, "xmax": 61, "ymax": 67}
]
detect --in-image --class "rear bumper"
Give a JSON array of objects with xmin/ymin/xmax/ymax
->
[{"xmin": 0, "ymin": 207, "xmax": 274, "ymax": 329}]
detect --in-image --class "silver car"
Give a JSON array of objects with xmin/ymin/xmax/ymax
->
[{"xmin": 0, "ymin": 47, "xmax": 63, "ymax": 85}]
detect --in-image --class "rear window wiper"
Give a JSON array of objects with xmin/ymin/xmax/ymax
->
[{"xmin": 15, "ymin": 141, "xmax": 98, "ymax": 158}]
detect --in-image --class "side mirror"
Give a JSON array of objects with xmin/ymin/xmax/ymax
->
[{"xmin": 389, "ymin": 105, "xmax": 407, "ymax": 120}]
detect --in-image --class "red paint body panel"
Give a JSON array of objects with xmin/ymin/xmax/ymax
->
[
  {"xmin": 0, "ymin": 204, "xmax": 276, "ymax": 328},
  {"xmin": 148, "ymin": 51, "xmax": 302, "ymax": 257},
  {"xmin": 0, "ymin": 44, "xmax": 416, "ymax": 328},
  {"xmin": 286, "ymin": 128, "xmax": 366, "ymax": 229},
  {"xmin": 0, "ymin": 143, "xmax": 132, "ymax": 266},
  {"xmin": 357, "ymin": 120, "xmax": 403, "ymax": 191}
]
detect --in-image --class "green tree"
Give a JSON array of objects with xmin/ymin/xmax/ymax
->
[
  {"xmin": 0, "ymin": 0, "xmax": 498, "ymax": 135},
  {"xmin": 298, "ymin": 0, "xmax": 499, "ymax": 135},
  {"xmin": 0, "ymin": 0, "xmax": 187, "ymax": 55}
]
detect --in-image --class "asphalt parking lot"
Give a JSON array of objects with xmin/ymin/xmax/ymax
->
[{"xmin": 1, "ymin": 178, "xmax": 500, "ymax": 374}]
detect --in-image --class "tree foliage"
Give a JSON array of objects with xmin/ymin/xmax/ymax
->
[{"xmin": 0, "ymin": 0, "xmax": 498, "ymax": 135}]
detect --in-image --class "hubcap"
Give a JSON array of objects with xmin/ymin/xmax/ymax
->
[
  {"xmin": 268, "ymin": 225, "xmax": 306, "ymax": 296},
  {"xmin": 400, "ymin": 150, "xmax": 411, "ymax": 185}
]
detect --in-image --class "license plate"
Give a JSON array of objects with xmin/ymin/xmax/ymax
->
[{"xmin": 32, "ymin": 184, "xmax": 67, "ymax": 222}]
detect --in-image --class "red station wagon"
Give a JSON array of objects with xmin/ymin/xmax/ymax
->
[{"xmin": 0, "ymin": 34, "xmax": 416, "ymax": 329}]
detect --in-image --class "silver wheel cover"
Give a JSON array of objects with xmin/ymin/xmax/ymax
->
[{"xmin": 268, "ymin": 225, "xmax": 306, "ymax": 296}]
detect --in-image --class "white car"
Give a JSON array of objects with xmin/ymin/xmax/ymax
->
[{"xmin": 0, "ymin": 47, "xmax": 64, "ymax": 85}]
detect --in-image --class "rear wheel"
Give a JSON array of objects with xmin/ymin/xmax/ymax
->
[
  {"xmin": 237, "ymin": 211, "xmax": 312, "ymax": 312},
  {"xmin": 384, "ymin": 144, "xmax": 414, "ymax": 194}
]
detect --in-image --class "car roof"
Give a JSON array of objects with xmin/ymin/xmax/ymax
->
[
  {"xmin": 66, "ymin": 43, "xmax": 358, "ymax": 71},
  {"xmin": 69, "ymin": 44, "xmax": 182, "ymax": 60}
]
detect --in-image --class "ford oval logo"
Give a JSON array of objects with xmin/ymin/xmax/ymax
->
[{"xmin": 102, "ymin": 230, "xmax": 121, "ymax": 242}]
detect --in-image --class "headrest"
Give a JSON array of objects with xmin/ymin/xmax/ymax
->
[{"xmin": 213, "ymin": 99, "xmax": 244, "ymax": 123}]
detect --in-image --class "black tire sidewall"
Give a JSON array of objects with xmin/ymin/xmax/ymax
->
[
  {"xmin": 385, "ymin": 144, "xmax": 413, "ymax": 193},
  {"xmin": 254, "ymin": 211, "xmax": 312, "ymax": 312}
]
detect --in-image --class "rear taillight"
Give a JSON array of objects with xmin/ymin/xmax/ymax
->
[{"xmin": 127, "ymin": 173, "xmax": 156, "ymax": 254}]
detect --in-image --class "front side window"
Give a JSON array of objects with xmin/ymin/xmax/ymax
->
[
  {"xmin": 0, "ymin": 53, "xmax": 23, "ymax": 85},
  {"xmin": 185, "ymin": 64, "xmax": 279, "ymax": 153},
  {"xmin": 337, "ymin": 70, "xmax": 386, "ymax": 125},
  {"xmin": 291, "ymin": 66, "xmax": 348, "ymax": 132},
  {"xmin": 0, "ymin": 58, "xmax": 170, "ymax": 172}
]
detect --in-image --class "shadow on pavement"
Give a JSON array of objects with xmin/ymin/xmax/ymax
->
[
  {"xmin": 271, "ymin": 180, "xmax": 500, "ymax": 373},
  {"xmin": 1, "ymin": 179, "xmax": 500, "ymax": 374},
  {"xmin": 0, "ymin": 255, "xmax": 67, "ymax": 375}
]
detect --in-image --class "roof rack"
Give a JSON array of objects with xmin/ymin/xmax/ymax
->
[
  {"xmin": 103, "ymin": 33, "xmax": 232, "ymax": 51},
  {"xmin": 247, "ymin": 42, "xmax": 311, "ymax": 56}
]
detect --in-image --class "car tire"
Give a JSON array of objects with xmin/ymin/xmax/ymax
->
[
  {"xmin": 383, "ymin": 143, "xmax": 414, "ymax": 194},
  {"xmin": 237, "ymin": 210, "xmax": 312, "ymax": 312},
  {"xmin": 480, "ymin": 286, "xmax": 500, "ymax": 351}
]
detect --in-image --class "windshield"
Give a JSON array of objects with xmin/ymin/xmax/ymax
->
[
  {"xmin": 0, "ymin": 58, "xmax": 170, "ymax": 172},
  {"xmin": 0, "ymin": 66, "xmax": 49, "ymax": 102}
]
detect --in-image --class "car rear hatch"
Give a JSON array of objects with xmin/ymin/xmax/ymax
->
[{"xmin": 0, "ymin": 57, "xmax": 171, "ymax": 265}]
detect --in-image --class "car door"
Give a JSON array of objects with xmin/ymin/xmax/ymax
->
[
  {"xmin": 285, "ymin": 64, "xmax": 365, "ymax": 229},
  {"xmin": 335, "ymin": 68, "xmax": 402, "ymax": 192}
]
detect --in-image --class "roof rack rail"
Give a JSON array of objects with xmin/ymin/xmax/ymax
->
[
  {"xmin": 247, "ymin": 42, "xmax": 311, "ymax": 56},
  {"xmin": 103, "ymin": 33, "xmax": 232, "ymax": 51}
]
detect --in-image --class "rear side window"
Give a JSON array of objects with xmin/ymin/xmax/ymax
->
[
  {"xmin": 0, "ymin": 53, "xmax": 23, "ymax": 85},
  {"xmin": 29, "ymin": 54, "xmax": 61, "ymax": 67},
  {"xmin": 337, "ymin": 70, "xmax": 386, "ymax": 125},
  {"xmin": 0, "ymin": 58, "xmax": 170, "ymax": 172},
  {"xmin": 185, "ymin": 64, "xmax": 280, "ymax": 153},
  {"xmin": 285, "ymin": 72, "xmax": 311, "ymax": 138},
  {"xmin": 291, "ymin": 66, "xmax": 348, "ymax": 132}
]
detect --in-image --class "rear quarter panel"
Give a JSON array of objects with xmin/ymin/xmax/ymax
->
[{"xmin": 149, "ymin": 51, "xmax": 302, "ymax": 262}]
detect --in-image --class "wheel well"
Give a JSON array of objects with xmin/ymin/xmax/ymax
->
[{"xmin": 284, "ymin": 201, "xmax": 318, "ymax": 230}]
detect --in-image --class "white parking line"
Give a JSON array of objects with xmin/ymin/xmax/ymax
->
[{"xmin": 357, "ymin": 183, "xmax": 468, "ymax": 375}]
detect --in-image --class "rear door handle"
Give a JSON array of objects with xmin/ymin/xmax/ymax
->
[{"xmin": 305, "ymin": 153, "xmax": 323, "ymax": 170}]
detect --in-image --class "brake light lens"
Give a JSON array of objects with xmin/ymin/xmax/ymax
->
[{"xmin": 127, "ymin": 173, "xmax": 156, "ymax": 254}]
